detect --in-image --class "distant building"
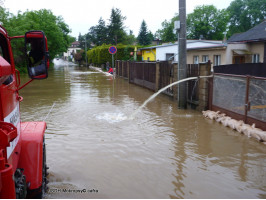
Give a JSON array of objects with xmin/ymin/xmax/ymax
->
[
  {"xmin": 63, "ymin": 41, "xmax": 81, "ymax": 62},
  {"xmin": 226, "ymin": 20, "xmax": 266, "ymax": 64},
  {"xmin": 71, "ymin": 41, "xmax": 80, "ymax": 48},
  {"xmin": 187, "ymin": 41, "xmax": 226, "ymax": 68},
  {"xmin": 139, "ymin": 40, "xmax": 226, "ymax": 68},
  {"xmin": 151, "ymin": 39, "xmax": 162, "ymax": 46},
  {"xmin": 139, "ymin": 20, "xmax": 266, "ymax": 68}
]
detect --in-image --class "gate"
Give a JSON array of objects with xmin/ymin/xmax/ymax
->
[
  {"xmin": 210, "ymin": 73, "xmax": 266, "ymax": 130},
  {"xmin": 159, "ymin": 61, "xmax": 174, "ymax": 95},
  {"xmin": 187, "ymin": 64, "xmax": 200, "ymax": 104}
]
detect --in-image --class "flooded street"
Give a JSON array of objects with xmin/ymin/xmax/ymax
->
[{"xmin": 19, "ymin": 63, "xmax": 266, "ymax": 199}]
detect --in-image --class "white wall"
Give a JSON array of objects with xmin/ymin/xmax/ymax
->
[
  {"xmin": 156, "ymin": 45, "xmax": 178, "ymax": 61},
  {"xmin": 63, "ymin": 47, "xmax": 81, "ymax": 60},
  {"xmin": 225, "ymin": 43, "xmax": 248, "ymax": 64},
  {"xmin": 156, "ymin": 41, "xmax": 224, "ymax": 62}
]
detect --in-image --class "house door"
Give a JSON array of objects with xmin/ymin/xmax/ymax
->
[{"xmin": 233, "ymin": 56, "xmax": 245, "ymax": 64}]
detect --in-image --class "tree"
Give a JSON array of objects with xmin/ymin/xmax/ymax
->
[
  {"xmin": 86, "ymin": 8, "xmax": 127, "ymax": 46},
  {"xmin": 1, "ymin": 8, "xmax": 71, "ymax": 69},
  {"xmin": 68, "ymin": 35, "xmax": 76, "ymax": 44},
  {"xmin": 96, "ymin": 17, "xmax": 108, "ymax": 45},
  {"xmin": 125, "ymin": 30, "xmax": 136, "ymax": 45},
  {"xmin": 78, "ymin": 33, "xmax": 92, "ymax": 50},
  {"xmin": 74, "ymin": 49, "xmax": 85, "ymax": 65},
  {"xmin": 147, "ymin": 31, "xmax": 154, "ymax": 43},
  {"xmin": 87, "ymin": 17, "xmax": 108, "ymax": 46},
  {"xmin": 155, "ymin": 14, "xmax": 179, "ymax": 42},
  {"xmin": 137, "ymin": 20, "xmax": 152, "ymax": 46},
  {"xmin": 227, "ymin": 0, "xmax": 266, "ymax": 37},
  {"xmin": 107, "ymin": 8, "xmax": 127, "ymax": 44},
  {"xmin": 0, "ymin": 6, "xmax": 12, "ymax": 25},
  {"xmin": 187, "ymin": 5, "xmax": 229, "ymax": 40}
]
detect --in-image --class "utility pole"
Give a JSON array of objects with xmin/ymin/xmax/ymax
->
[{"xmin": 178, "ymin": 0, "xmax": 187, "ymax": 108}]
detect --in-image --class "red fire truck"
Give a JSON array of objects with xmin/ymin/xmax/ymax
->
[{"xmin": 0, "ymin": 25, "xmax": 49, "ymax": 198}]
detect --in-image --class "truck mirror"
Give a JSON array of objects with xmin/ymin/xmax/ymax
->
[{"xmin": 25, "ymin": 31, "xmax": 49, "ymax": 79}]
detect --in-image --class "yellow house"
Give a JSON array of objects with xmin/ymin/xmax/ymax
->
[{"xmin": 140, "ymin": 47, "xmax": 156, "ymax": 61}]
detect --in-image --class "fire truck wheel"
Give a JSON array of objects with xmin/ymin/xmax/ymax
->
[
  {"xmin": 14, "ymin": 168, "xmax": 27, "ymax": 198},
  {"xmin": 38, "ymin": 138, "xmax": 49, "ymax": 198}
]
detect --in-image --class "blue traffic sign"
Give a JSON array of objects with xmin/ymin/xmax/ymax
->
[{"xmin": 109, "ymin": 46, "xmax": 117, "ymax": 54}]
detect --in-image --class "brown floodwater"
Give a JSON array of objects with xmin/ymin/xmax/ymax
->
[{"xmin": 19, "ymin": 62, "xmax": 266, "ymax": 199}]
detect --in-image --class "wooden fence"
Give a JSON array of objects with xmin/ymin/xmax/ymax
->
[
  {"xmin": 129, "ymin": 62, "xmax": 156, "ymax": 91},
  {"xmin": 116, "ymin": 61, "xmax": 176, "ymax": 95},
  {"xmin": 116, "ymin": 60, "xmax": 211, "ymax": 110}
]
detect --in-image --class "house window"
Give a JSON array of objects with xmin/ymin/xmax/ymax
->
[
  {"xmin": 193, "ymin": 56, "xmax": 199, "ymax": 64},
  {"xmin": 214, "ymin": 55, "xmax": 221, "ymax": 66},
  {"xmin": 252, "ymin": 54, "xmax": 260, "ymax": 63},
  {"xmin": 166, "ymin": 53, "xmax": 174, "ymax": 61},
  {"xmin": 202, "ymin": 55, "xmax": 209, "ymax": 62}
]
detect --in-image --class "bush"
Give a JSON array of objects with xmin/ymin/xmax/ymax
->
[{"xmin": 87, "ymin": 44, "xmax": 142, "ymax": 66}]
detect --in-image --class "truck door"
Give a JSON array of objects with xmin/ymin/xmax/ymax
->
[{"xmin": 0, "ymin": 32, "xmax": 21, "ymax": 163}]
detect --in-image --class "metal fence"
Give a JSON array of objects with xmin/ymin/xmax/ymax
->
[{"xmin": 210, "ymin": 74, "xmax": 266, "ymax": 130}]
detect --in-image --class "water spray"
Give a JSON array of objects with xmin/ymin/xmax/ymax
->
[
  {"xmin": 129, "ymin": 75, "xmax": 213, "ymax": 119},
  {"xmin": 43, "ymin": 102, "xmax": 56, "ymax": 121},
  {"xmin": 189, "ymin": 77, "xmax": 200, "ymax": 109}
]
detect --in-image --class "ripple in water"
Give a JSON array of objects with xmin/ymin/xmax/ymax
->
[
  {"xmin": 70, "ymin": 71, "xmax": 99, "ymax": 75},
  {"xmin": 175, "ymin": 114, "xmax": 193, "ymax": 118},
  {"xmin": 95, "ymin": 112, "xmax": 127, "ymax": 123}
]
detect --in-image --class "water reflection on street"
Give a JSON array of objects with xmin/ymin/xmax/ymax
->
[{"xmin": 19, "ymin": 62, "xmax": 266, "ymax": 199}]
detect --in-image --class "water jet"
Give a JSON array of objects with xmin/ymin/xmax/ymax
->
[{"xmin": 130, "ymin": 75, "xmax": 213, "ymax": 119}]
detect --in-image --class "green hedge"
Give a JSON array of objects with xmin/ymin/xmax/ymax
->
[{"xmin": 87, "ymin": 44, "xmax": 142, "ymax": 66}]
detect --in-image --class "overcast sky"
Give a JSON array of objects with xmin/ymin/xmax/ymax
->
[{"xmin": 4, "ymin": 0, "xmax": 233, "ymax": 39}]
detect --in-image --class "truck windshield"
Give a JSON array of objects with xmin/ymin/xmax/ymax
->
[{"xmin": 0, "ymin": 33, "xmax": 13, "ymax": 85}]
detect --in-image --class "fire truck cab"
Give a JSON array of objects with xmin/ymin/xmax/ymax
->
[{"xmin": 0, "ymin": 25, "xmax": 49, "ymax": 198}]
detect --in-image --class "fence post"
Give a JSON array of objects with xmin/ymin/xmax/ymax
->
[
  {"xmin": 116, "ymin": 60, "xmax": 119, "ymax": 76},
  {"xmin": 173, "ymin": 63, "xmax": 178, "ymax": 101},
  {"xmin": 155, "ymin": 62, "xmax": 160, "ymax": 92},
  {"xmin": 121, "ymin": 61, "xmax": 124, "ymax": 78},
  {"xmin": 126, "ymin": 61, "xmax": 130, "ymax": 82},
  {"xmin": 142, "ymin": 63, "xmax": 144, "ymax": 87},
  {"xmin": 128, "ymin": 61, "xmax": 130, "ymax": 83},
  {"xmin": 197, "ymin": 61, "xmax": 211, "ymax": 111}
]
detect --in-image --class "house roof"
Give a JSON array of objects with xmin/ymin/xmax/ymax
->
[
  {"xmin": 72, "ymin": 41, "xmax": 80, "ymax": 45},
  {"xmin": 187, "ymin": 43, "xmax": 227, "ymax": 50},
  {"xmin": 227, "ymin": 20, "xmax": 266, "ymax": 43},
  {"xmin": 139, "ymin": 40, "xmax": 225, "ymax": 51}
]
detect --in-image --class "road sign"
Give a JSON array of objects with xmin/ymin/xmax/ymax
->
[{"xmin": 109, "ymin": 46, "xmax": 117, "ymax": 54}]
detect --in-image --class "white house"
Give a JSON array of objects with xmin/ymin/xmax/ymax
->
[
  {"xmin": 140, "ymin": 21, "xmax": 266, "ymax": 67},
  {"xmin": 63, "ymin": 41, "xmax": 81, "ymax": 62},
  {"xmin": 140, "ymin": 40, "xmax": 225, "ymax": 63}
]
